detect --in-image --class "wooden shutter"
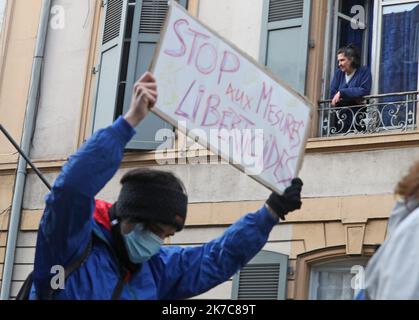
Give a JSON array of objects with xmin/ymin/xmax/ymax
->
[
  {"xmin": 123, "ymin": 0, "xmax": 188, "ymax": 150},
  {"xmin": 232, "ymin": 250, "xmax": 288, "ymax": 300},
  {"xmin": 260, "ymin": 0, "xmax": 311, "ymax": 94},
  {"xmin": 92, "ymin": 0, "xmax": 129, "ymax": 133}
]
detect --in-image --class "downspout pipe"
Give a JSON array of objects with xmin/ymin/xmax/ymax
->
[{"xmin": 0, "ymin": 0, "xmax": 52, "ymax": 300}]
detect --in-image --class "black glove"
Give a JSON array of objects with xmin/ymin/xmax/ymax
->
[{"xmin": 266, "ymin": 178, "xmax": 303, "ymax": 220}]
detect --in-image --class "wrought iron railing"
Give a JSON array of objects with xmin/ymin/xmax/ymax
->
[{"xmin": 318, "ymin": 91, "xmax": 418, "ymax": 137}]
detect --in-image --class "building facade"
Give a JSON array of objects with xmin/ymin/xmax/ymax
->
[{"xmin": 0, "ymin": 0, "xmax": 418, "ymax": 299}]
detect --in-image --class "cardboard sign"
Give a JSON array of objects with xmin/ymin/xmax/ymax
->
[{"xmin": 151, "ymin": 1, "xmax": 313, "ymax": 194}]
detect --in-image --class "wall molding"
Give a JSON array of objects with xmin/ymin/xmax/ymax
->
[
  {"xmin": 2, "ymin": 130, "xmax": 419, "ymax": 174},
  {"xmin": 16, "ymin": 194, "xmax": 395, "ymax": 231}
]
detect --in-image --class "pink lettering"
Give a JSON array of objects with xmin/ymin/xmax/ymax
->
[
  {"xmin": 218, "ymin": 51, "xmax": 240, "ymax": 85},
  {"xmin": 164, "ymin": 19, "xmax": 189, "ymax": 57},
  {"xmin": 280, "ymin": 114, "xmax": 304, "ymax": 149},
  {"xmin": 225, "ymin": 83, "xmax": 235, "ymax": 100},
  {"xmin": 192, "ymin": 85, "xmax": 206, "ymax": 122},
  {"xmin": 274, "ymin": 156, "xmax": 297, "ymax": 185},
  {"xmin": 175, "ymin": 80, "xmax": 196, "ymax": 119},
  {"xmin": 266, "ymin": 104, "xmax": 279, "ymax": 125},
  {"xmin": 195, "ymin": 43, "xmax": 217, "ymax": 75},
  {"xmin": 256, "ymin": 82, "xmax": 273, "ymax": 116},
  {"xmin": 201, "ymin": 95, "xmax": 221, "ymax": 127},
  {"xmin": 187, "ymin": 29, "xmax": 210, "ymax": 65},
  {"xmin": 243, "ymin": 95, "xmax": 253, "ymax": 110},
  {"xmin": 224, "ymin": 83, "xmax": 254, "ymax": 111}
]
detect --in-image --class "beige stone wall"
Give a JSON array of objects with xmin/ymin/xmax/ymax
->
[{"xmin": 0, "ymin": 0, "xmax": 41, "ymax": 165}]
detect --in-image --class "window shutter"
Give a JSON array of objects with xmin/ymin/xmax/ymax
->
[
  {"xmin": 92, "ymin": 0, "xmax": 129, "ymax": 133},
  {"xmin": 260, "ymin": 0, "xmax": 311, "ymax": 94},
  {"xmin": 123, "ymin": 0, "xmax": 188, "ymax": 150},
  {"xmin": 231, "ymin": 250, "xmax": 289, "ymax": 300}
]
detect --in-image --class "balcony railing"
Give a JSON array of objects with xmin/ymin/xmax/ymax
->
[{"xmin": 318, "ymin": 91, "xmax": 418, "ymax": 137}]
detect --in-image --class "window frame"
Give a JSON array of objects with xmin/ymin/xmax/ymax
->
[
  {"xmin": 324, "ymin": 0, "xmax": 419, "ymax": 97},
  {"xmin": 323, "ymin": 0, "xmax": 373, "ymax": 100},
  {"xmin": 294, "ymin": 245, "xmax": 376, "ymax": 300},
  {"xmin": 308, "ymin": 258, "xmax": 369, "ymax": 300},
  {"xmin": 371, "ymin": 0, "xmax": 419, "ymax": 94}
]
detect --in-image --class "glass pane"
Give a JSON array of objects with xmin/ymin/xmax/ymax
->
[
  {"xmin": 326, "ymin": 0, "xmax": 373, "ymax": 98},
  {"xmin": 317, "ymin": 271, "xmax": 354, "ymax": 300},
  {"xmin": 340, "ymin": 0, "xmax": 366, "ymax": 16},
  {"xmin": 310, "ymin": 258, "xmax": 369, "ymax": 300},
  {"xmin": 337, "ymin": 18, "xmax": 365, "ymax": 58},
  {"xmin": 337, "ymin": 0, "xmax": 373, "ymax": 66},
  {"xmin": 266, "ymin": 27, "xmax": 304, "ymax": 93},
  {"xmin": 339, "ymin": 0, "xmax": 368, "ymax": 55},
  {"xmin": 379, "ymin": 2, "xmax": 419, "ymax": 94}
]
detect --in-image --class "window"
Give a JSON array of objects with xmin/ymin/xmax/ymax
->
[
  {"xmin": 309, "ymin": 258, "xmax": 368, "ymax": 300},
  {"xmin": 260, "ymin": 0, "xmax": 311, "ymax": 94},
  {"xmin": 320, "ymin": 0, "xmax": 419, "ymax": 136},
  {"xmin": 378, "ymin": 2, "xmax": 419, "ymax": 94},
  {"xmin": 324, "ymin": 0, "xmax": 374, "ymax": 99},
  {"xmin": 325, "ymin": 0, "xmax": 419, "ymax": 96},
  {"xmin": 231, "ymin": 250, "xmax": 288, "ymax": 300},
  {"xmin": 92, "ymin": 0, "xmax": 188, "ymax": 150}
]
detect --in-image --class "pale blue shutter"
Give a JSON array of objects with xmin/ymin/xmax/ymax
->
[
  {"xmin": 260, "ymin": 0, "xmax": 311, "ymax": 94},
  {"xmin": 231, "ymin": 250, "xmax": 289, "ymax": 300},
  {"xmin": 92, "ymin": 0, "xmax": 129, "ymax": 133},
  {"xmin": 123, "ymin": 0, "xmax": 188, "ymax": 150}
]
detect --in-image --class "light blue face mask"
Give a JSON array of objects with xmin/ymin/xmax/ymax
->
[{"xmin": 122, "ymin": 223, "xmax": 163, "ymax": 264}]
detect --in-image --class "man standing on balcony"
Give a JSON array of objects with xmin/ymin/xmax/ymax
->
[
  {"xmin": 329, "ymin": 44, "xmax": 372, "ymax": 134},
  {"xmin": 330, "ymin": 44, "xmax": 372, "ymax": 107}
]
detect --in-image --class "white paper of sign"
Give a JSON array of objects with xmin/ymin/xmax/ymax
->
[{"xmin": 150, "ymin": 1, "xmax": 313, "ymax": 194}]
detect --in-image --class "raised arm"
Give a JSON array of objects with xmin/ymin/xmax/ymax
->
[
  {"xmin": 33, "ymin": 72, "xmax": 157, "ymax": 297},
  {"xmin": 154, "ymin": 179, "xmax": 303, "ymax": 299},
  {"xmin": 155, "ymin": 206, "xmax": 279, "ymax": 300}
]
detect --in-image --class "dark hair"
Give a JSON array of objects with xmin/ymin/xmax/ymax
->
[{"xmin": 337, "ymin": 44, "xmax": 361, "ymax": 69}]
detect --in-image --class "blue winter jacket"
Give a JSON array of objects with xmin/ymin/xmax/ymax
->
[
  {"xmin": 30, "ymin": 116, "xmax": 278, "ymax": 300},
  {"xmin": 330, "ymin": 66, "xmax": 372, "ymax": 106}
]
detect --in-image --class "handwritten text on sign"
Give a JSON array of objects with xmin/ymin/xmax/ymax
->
[{"xmin": 152, "ymin": 2, "xmax": 312, "ymax": 194}]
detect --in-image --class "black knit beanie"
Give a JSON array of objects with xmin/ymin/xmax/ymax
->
[{"xmin": 115, "ymin": 171, "xmax": 188, "ymax": 231}]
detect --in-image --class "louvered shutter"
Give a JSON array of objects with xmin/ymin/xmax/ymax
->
[
  {"xmin": 260, "ymin": 0, "xmax": 311, "ymax": 94},
  {"xmin": 232, "ymin": 251, "xmax": 288, "ymax": 300},
  {"xmin": 123, "ymin": 0, "xmax": 188, "ymax": 150},
  {"xmin": 92, "ymin": 0, "xmax": 129, "ymax": 133}
]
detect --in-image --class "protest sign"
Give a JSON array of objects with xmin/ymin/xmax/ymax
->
[{"xmin": 151, "ymin": 1, "xmax": 313, "ymax": 194}]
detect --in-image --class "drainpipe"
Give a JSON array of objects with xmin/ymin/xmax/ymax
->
[{"xmin": 0, "ymin": 0, "xmax": 52, "ymax": 300}]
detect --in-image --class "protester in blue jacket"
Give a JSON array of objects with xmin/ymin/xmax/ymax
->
[{"xmin": 29, "ymin": 72, "xmax": 303, "ymax": 300}]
